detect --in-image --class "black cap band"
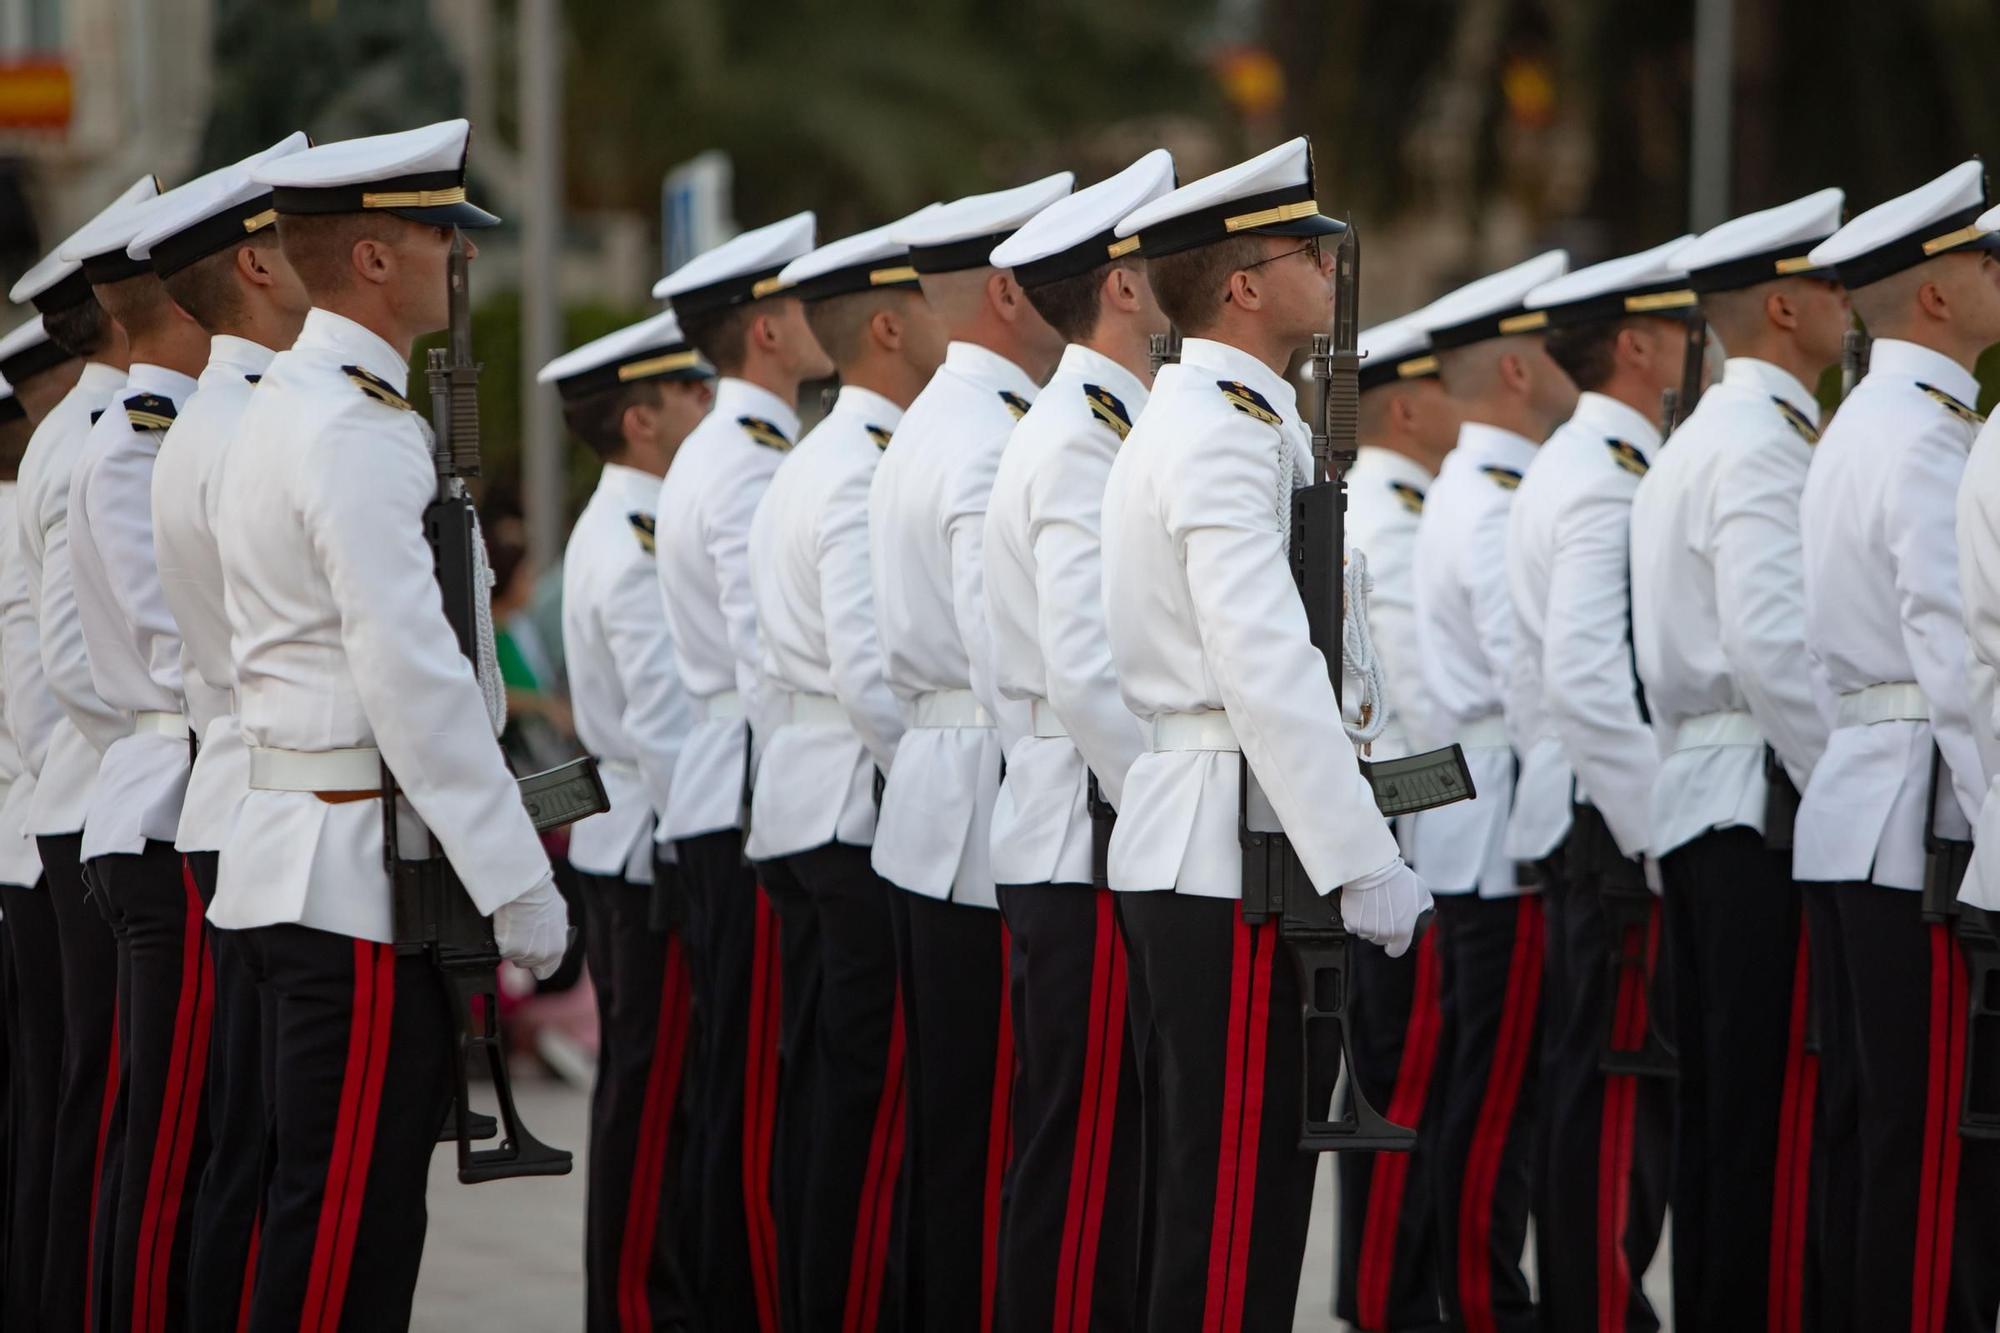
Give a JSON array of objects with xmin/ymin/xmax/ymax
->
[
  {"xmin": 1011, "ymin": 229, "xmax": 1143, "ymax": 288},
  {"xmin": 1120, "ymin": 184, "xmax": 1343, "ymax": 261},
  {"xmin": 1831, "ymin": 201, "xmax": 1999, "ymax": 290},
  {"xmin": 790, "ymin": 256, "xmax": 921, "ymax": 302},
  {"xmin": 908, "ymin": 229, "xmax": 1019, "ymax": 275},
  {"xmin": 1428, "ymin": 305, "xmax": 1546, "ymax": 351},
  {"xmin": 1686, "ymin": 237, "xmax": 1838, "ymax": 293},
  {"xmin": 1359, "ymin": 350, "xmax": 1441, "ymax": 392},
  {"xmin": 81, "ymin": 247, "xmax": 152, "ymax": 286},
  {"xmin": 148, "ymin": 193, "xmax": 280, "ymax": 279},
  {"xmin": 554, "ymin": 341, "xmax": 711, "ymax": 401},
  {"xmin": 1537, "ymin": 278, "xmax": 1699, "ymax": 330},
  {"xmin": 29, "ymin": 268, "xmax": 93, "ymax": 317},
  {"xmin": 665, "ymin": 262, "xmax": 794, "ymax": 321},
  {"xmin": 0, "ymin": 334, "xmax": 71, "ymax": 386}
]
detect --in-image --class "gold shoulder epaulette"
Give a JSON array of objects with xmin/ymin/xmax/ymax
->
[
  {"xmin": 865, "ymin": 423, "xmax": 894, "ymax": 450},
  {"xmin": 341, "ymin": 364, "xmax": 412, "ymax": 412},
  {"xmin": 1481, "ymin": 464, "xmax": 1523, "ymax": 491},
  {"xmin": 1605, "ymin": 438, "xmax": 1649, "ymax": 476},
  {"xmin": 123, "ymin": 393, "xmax": 177, "ymax": 432},
  {"xmin": 1771, "ymin": 396, "xmax": 1820, "ymax": 445},
  {"xmin": 1916, "ymin": 381, "xmax": 1986, "ymax": 428},
  {"xmin": 737, "ymin": 415, "xmax": 792, "ymax": 452},
  {"xmin": 1083, "ymin": 383, "xmax": 1133, "ymax": 440},
  {"xmin": 998, "ymin": 389, "xmax": 1032, "ymax": 421},
  {"xmin": 1389, "ymin": 480, "xmax": 1425, "ymax": 514},
  {"xmin": 1217, "ymin": 379, "xmax": 1282, "ymax": 426},
  {"xmin": 627, "ymin": 510, "xmax": 656, "ymax": 554}
]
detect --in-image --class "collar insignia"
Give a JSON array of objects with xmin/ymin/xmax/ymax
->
[
  {"xmin": 90, "ymin": 409, "xmax": 104, "ymax": 425},
  {"xmin": 1771, "ymin": 396, "xmax": 1819, "ymax": 444},
  {"xmin": 1217, "ymin": 379, "xmax": 1282, "ymax": 426},
  {"xmin": 341, "ymin": 364, "xmax": 413, "ymax": 412},
  {"xmin": 998, "ymin": 389, "xmax": 1032, "ymax": 421},
  {"xmin": 1389, "ymin": 479, "xmax": 1426, "ymax": 514},
  {"xmin": 1605, "ymin": 438, "xmax": 1649, "ymax": 476},
  {"xmin": 737, "ymin": 415, "xmax": 792, "ymax": 451},
  {"xmin": 1917, "ymin": 382, "xmax": 1985, "ymax": 428},
  {"xmin": 1481, "ymin": 464, "xmax": 1523, "ymax": 491},
  {"xmin": 123, "ymin": 393, "xmax": 177, "ymax": 432},
  {"xmin": 1083, "ymin": 383, "xmax": 1133, "ymax": 440},
  {"xmin": 864, "ymin": 423, "xmax": 894, "ymax": 450},
  {"xmin": 244, "ymin": 373, "xmax": 262, "ymax": 385},
  {"xmin": 627, "ymin": 510, "xmax": 657, "ymax": 555}
]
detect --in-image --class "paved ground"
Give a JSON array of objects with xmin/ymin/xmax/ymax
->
[{"xmin": 414, "ymin": 1069, "xmax": 1671, "ymax": 1331}]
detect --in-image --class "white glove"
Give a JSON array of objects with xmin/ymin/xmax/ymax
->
[
  {"xmin": 1340, "ymin": 857, "xmax": 1433, "ymax": 959},
  {"xmin": 493, "ymin": 872, "xmax": 570, "ymax": 980}
]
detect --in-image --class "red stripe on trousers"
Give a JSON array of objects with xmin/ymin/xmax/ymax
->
[
  {"xmin": 980, "ymin": 923, "xmax": 1016, "ymax": 1333},
  {"xmin": 301, "ymin": 942, "xmax": 394, "ymax": 1333},
  {"xmin": 85, "ymin": 1010, "xmax": 123, "ymax": 1333},
  {"xmin": 1913, "ymin": 925, "xmax": 1968, "ymax": 1333},
  {"xmin": 1457, "ymin": 896, "xmax": 1545, "ymax": 1333},
  {"xmin": 1359, "ymin": 928, "xmax": 1445, "ymax": 1328},
  {"xmin": 235, "ymin": 1212, "xmax": 261, "ymax": 1333},
  {"xmin": 1051, "ymin": 893, "xmax": 1127, "ymax": 1333},
  {"xmin": 1596, "ymin": 902, "xmax": 1658, "ymax": 1333},
  {"xmin": 842, "ymin": 987, "xmax": 908, "ymax": 1333},
  {"xmin": 134, "ymin": 863, "xmax": 216, "ymax": 1333},
  {"xmin": 1219, "ymin": 924, "xmax": 1275, "ymax": 1331},
  {"xmin": 1768, "ymin": 923, "xmax": 1816, "ymax": 1333},
  {"xmin": 619, "ymin": 937, "xmax": 691, "ymax": 1333},
  {"xmin": 743, "ymin": 888, "xmax": 783, "ymax": 1333}
]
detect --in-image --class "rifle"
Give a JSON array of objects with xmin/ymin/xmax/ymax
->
[
  {"xmin": 1659, "ymin": 310, "xmax": 1708, "ymax": 435},
  {"xmin": 385, "ymin": 229, "xmax": 601, "ymax": 1183},
  {"xmin": 1239, "ymin": 226, "xmax": 1474, "ymax": 1152},
  {"xmin": 1840, "ymin": 325, "xmax": 1872, "ymax": 400},
  {"xmin": 1911, "ymin": 744, "xmax": 2000, "ymax": 1140},
  {"xmin": 1147, "ymin": 329, "xmax": 1181, "ymax": 377}
]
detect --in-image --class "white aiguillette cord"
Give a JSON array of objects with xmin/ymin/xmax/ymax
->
[{"xmin": 1342, "ymin": 549, "xmax": 1387, "ymax": 748}]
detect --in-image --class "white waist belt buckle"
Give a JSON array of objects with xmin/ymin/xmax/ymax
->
[
  {"xmin": 248, "ymin": 746, "xmax": 384, "ymax": 793},
  {"xmin": 1150, "ymin": 710, "xmax": 1239, "ymax": 752},
  {"xmin": 134, "ymin": 710, "xmax": 188, "ymax": 739},
  {"xmin": 787, "ymin": 693, "xmax": 850, "ymax": 728},
  {"xmin": 1456, "ymin": 715, "xmax": 1509, "ymax": 750}
]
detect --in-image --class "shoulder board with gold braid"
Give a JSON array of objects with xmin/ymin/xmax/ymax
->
[
  {"xmin": 737, "ymin": 415, "xmax": 792, "ymax": 452},
  {"xmin": 1083, "ymin": 383, "xmax": 1132, "ymax": 440},
  {"xmin": 864, "ymin": 423, "xmax": 893, "ymax": 451},
  {"xmin": 1389, "ymin": 480, "xmax": 1425, "ymax": 514},
  {"xmin": 123, "ymin": 393, "xmax": 177, "ymax": 433},
  {"xmin": 1216, "ymin": 379, "xmax": 1282, "ymax": 426},
  {"xmin": 1916, "ymin": 381, "xmax": 1986, "ymax": 428},
  {"xmin": 1481, "ymin": 465, "xmax": 1523, "ymax": 491},
  {"xmin": 1605, "ymin": 438, "xmax": 1649, "ymax": 476},
  {"xmin": 1771, "ymin": 396, "xmax": 1819, "ymax": 445},
  {"xmin": 627, "ymin": 510, "xmax": 657, "ymax": 554},
  {"xmin": 244, "ymin": 373, "xmax": 262, "ymax": 385},
  {"xmin": 998, "ymin": 390, "xmax": 1031, "ymax": 421},
  {"xmin": 341, "ymin": 364, "xmax": 413, "ymax": 412}
]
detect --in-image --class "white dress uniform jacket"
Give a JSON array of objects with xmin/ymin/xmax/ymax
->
[
  {"xmin": 652, "ymin": 376, "xmax": 790, "ymax": 843},
  {"xmin": 1957, "ymin": 409, "xmax": 2000, "ymax": 908},
  {"xmin": 1505, "ymin": 391, "xmax": 1659, "ymax": 861},
  {"xmin": 152, "ymin": 335, "xmax": 271, "ymax": 856},
  {"xmin": 1411, "ymin": 423, "xmax": 1535, "ymax": 896},
  {"xmin": 16, "ymin": 360, "xmax": 125, "ymax": 838},
  {"xmin": 1100, "ymin": 337, "xmax": 1399, "ymax": 899},
  {"xmin": 68, "ymin": 363, "xmax": 196, "ymax": 860},
  {"xmin": 869, "ymin": 341, "xmax": 1037, "ymax": 906},
  {"xmin": 1797, "ymin": 338, "xmax": 1984, "ymax": 890},
  {"xmin": 985, "ymin": 343, "xmax": 1148, "ymax": 888},
  {"xmin": 211, "ymin": 308, "xmax": 550, "ymax": 941},
  {"xmin": 1631, "ymin": 357, "xmax": 1830, "ymax": 857},
  {"xmin": 0, "ymin": 481, "xmax": 43, "ymax": 885},
  {"xmin": 745, "ymin": 384, "xmax": 904, "ymax": 862},
  {"xmin": 561, "ymin": 462, "xmax": 691, "ymax": 882}
]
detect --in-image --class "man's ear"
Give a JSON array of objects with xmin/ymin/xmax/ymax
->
[
  {"xmin": 870, "ymin": 304, "xmax": 903, "ymax": 353},
  {"xmin": 1497, "ymin": 348, "xmax": 1530, "ymax": 393},
  {"xmin": 238, "ymin": 242, "xmax": 277, "ymax": 290},
  {"xmin": 989, "ymin": 269, "xmax": 1021, "ymax": 325},
  {"xmin": 351, "ymin": 235, "xmax": 394, "ymax": 288},
  {"xmin": 1916, "ymin": 276, "xmax": 1952, "ymax": 323},
  {"xmin": 1765, "ymin": 287, "xmax": 1801, "ymax": 332},
  {"xmin": 621, "ymin": 397, "xmax": 656, "ymax": 447},
  {"xmin": 748, "ymin": 309, "xmax": 782, "ymax": 354},
  {"xmin": 1390, "ymin": 391, "xmax": 1419, "ymax": 434},
  {"xmin": 1105, "ymin": 264, "xmax": 1142, "ymax": 314}
]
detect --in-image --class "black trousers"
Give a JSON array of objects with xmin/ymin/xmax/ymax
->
[
  {"xmin": 1800, "ymin": 884, "xmax": 1858, "ymax": 1333},
  {"xmin": 778, "ymin": 842, "xmax": 903, "ymax": 1333},
  {"xmin": 1820, "ymin": 881, "xmax": 2000, "ymax": 1333},
  {"xmin": 39, "ymin": 831, "xmax": 119, "ymax": 1331},
  {"xmin": 891, "ymin": 890, "xmax": 1011, "ymax": 1333},
  {"xmin": 1336, "ymin": 926, "xmax": 1449, "ymax": 1332},
  {"xmin": 239, "ymin": 925, "xmax": 451, "ymax": 1332},
  {"xmin": 2, "ymin": 876, "xmax": 57, "ymax": 1331},
  {"xmin": 186, "ymin": 850, "xmax": 271, "ymax": 1332},
  {"xmin": 1116, "ymin": 892, "xmax": 1320, "ymax": 1333},
  {"xmin": 756, "ymin": 857, "xmax": 816, "ymax": 1332},
  {"xmin": 1428, "ymin": 893, "xmax": 1541, "ymax": 1333},
  {"xmin": 677, "ymin": 829, "xmax": 781, "ymax": 1333},
  {"xmin": 90, "ymin": 840, "xmax": 214, "ymax": 1333},
  {"xmin": 993, "ymin": 883, "xmax": 1142, "ymax": 1333},
  {"xmin": 1661, "ymin": 828, "xmax": 1817, "ymax": 1333},
  {"xmin": 579, "ymin": 866, "xmax": 694, "ymax": 1332},
  {"xmin": 1535, "ymin": 822, "xmax": 1670, "ymax": 1333}
]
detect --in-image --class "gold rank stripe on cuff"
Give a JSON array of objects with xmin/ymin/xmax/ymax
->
[
  {"xmin": 1223, "ymin": 198, "xmax": 1322, "ymax": 233},
  {"xmin": 737, "ymin": 415, "xmax": 792, "ymax": 451},
  {"xmin": 1217, "ymin": 379, "xmax": 1282, "ymax": 426},
  {"xmin": 1917, "ymin": 381, "xmax": 1986, "ymax": 427},
  {"xmin": 1083, "ymin": 383, "xmax": 1133, "ymax": 440},
  {"xmin": 341, "ymin": 364, "xmax": 413, "ymax": 412},
  {"xmin": 359, "ymin": 185, "xmax": 467, "ymax": 211},
  {"xmin": 1605, "ymin": 438, "xmax": 1648, "ymax": 475},
  {"xmin": 626, "ymin": 510, "xmax": 657, "ymax": 554},
  {"xmin": 1771, "ymin": 396, "xmax": 1820, "ymax": 445}
]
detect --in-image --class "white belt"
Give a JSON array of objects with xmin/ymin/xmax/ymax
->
[
  {"xmin": 134, "ymin": 710, "xmax": 188, "ymax": 739},
  {"xmin": 912, "ymin": 689, "xmax": 992, "ymax": 729},
  {"xmin": 1030, "ymin": 700, "xmax": 1068, "ymax": 739},
  {"xmin": 700, "ymin": 689, "xmax": 743, "ymax": 723},
  {"xmin": 1672, "ymin": 709, "xmax": 1764, "ymax": 752},
  {"xmin": 1836, "ymin": 681, "xmax": 1928, "ymax": 728},
  {"xmin": 785, "ymin": 692, "xmax": 851, "ymax": 728},
  {"xmin": 248, "ymin": 746, "xmax": 382, "ymax": 793},
  {"xmin": 1457, "ymin": 715, "xmax": 1509, "ymax": 750},
  {"xmin": 1150, "ymin": 710, "xmax": 1239, "ymax": 752}
]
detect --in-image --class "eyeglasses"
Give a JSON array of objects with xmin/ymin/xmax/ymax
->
[{"xmin": 1225, "ymin": 237, "xmax": 1326, "ymax": 302}]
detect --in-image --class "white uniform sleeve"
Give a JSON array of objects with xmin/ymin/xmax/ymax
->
[
  {"xmin": 818, "ymin": 460, "xmax": 904, "ymax": 774},
  {"xmin": 603, "ymin": 550, "xmax": 691, "ymax": 822},
  {"xmin": 708, "ymin": 449, "xmax": 781, "ymax": 762},
  {"xmin": 302, "ymin": 409, "xmax": 550, "ymax": 914},
  {"xmin": 44, "ymin": 461, "xmax": 121, "ymax": 751},
  {"xmin": 1543, "ymin": 473, "xmax": 1657, "ymax": 858},
  {"xmin": 1465, "ymin": 495, "xmax": 1519, "ymax": 743},
  {"xmin": 1169, "ymin": 418, "xmax": 1400, "ymax": 893},
  {"xmin": 2, "ymin": 494, "xmax": 56, "ymax": 774},
  {"xmin": 1711, "ymin": 435, "xmax": 1828, "ymax": 787},
  {"xmin": 1888, "ymin": 420, "xmax": 1985, "ymax": 823},
  {"xmin": 1032, "ymin": 442, "xmax": 1145, "ymax": 808},
  {"xmin": 82, "ymin": 448, "xmax": 182, "ymax": 697},
  {"xmin": 1361, "ymin": 510, "xmax": 1439, "ymax": 753},
  {"xmin": 946, "ymin": 426, "xmax": 1030, "ymax": 751}
]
